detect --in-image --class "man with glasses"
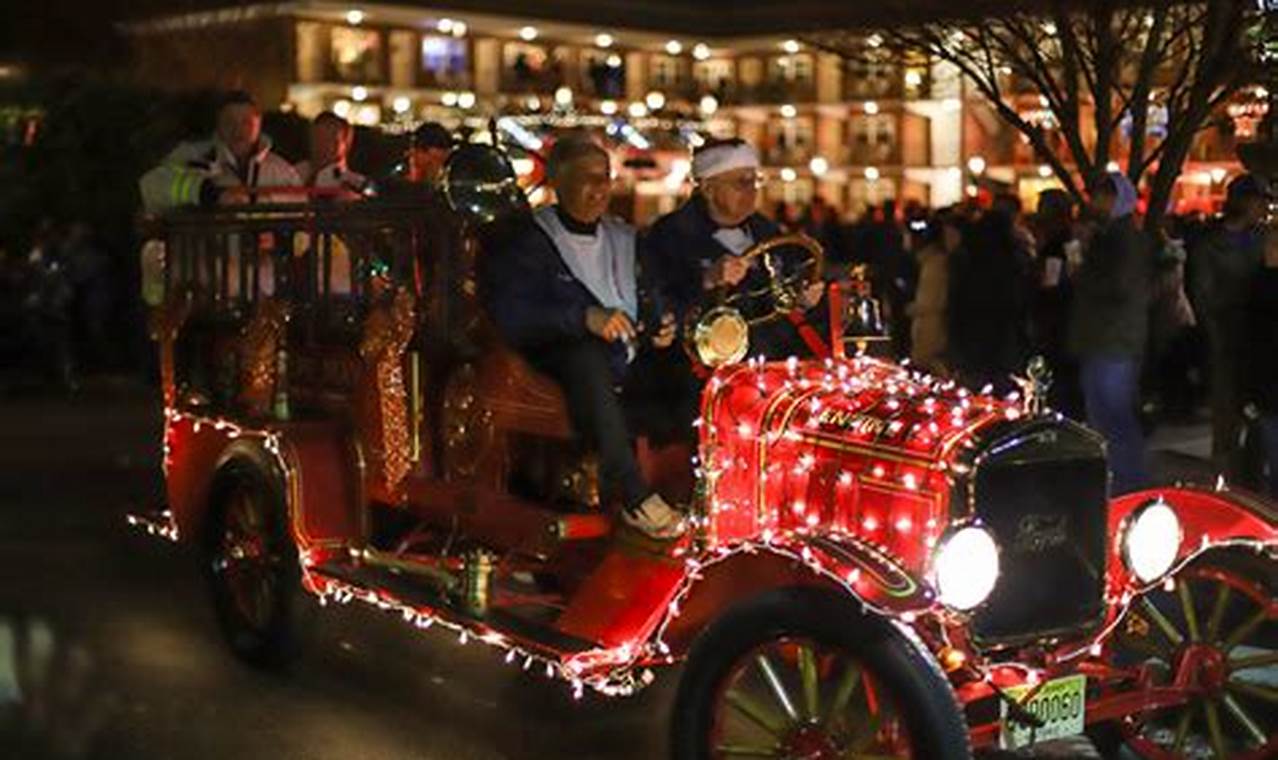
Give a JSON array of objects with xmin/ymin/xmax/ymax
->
[
  {"xmin": 642, "ymin": 138, "xmax": 825, "ymax": 360},
  {"xmin": 482, "ymin": 136, "xmax": 684, "ymax": 539}
]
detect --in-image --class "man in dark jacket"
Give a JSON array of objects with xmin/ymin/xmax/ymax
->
[
  {"xmin": 1191, "ymin": 173, "xmax": 1271, "ymax": 477},
  {"xmin": 1244, "ymin": 228, "xmax": 1278, "ymax": 497},
  {"xmin": 642, "ymin": 138, "xmax": 826, "ymax": 361},
  {"xmin": 481, "ymin": 137, "xmax": 683, "ymax": 539},
  {"xmin": 1067, "ymin": 172, "xmax": 1152, "ymax": 493}
]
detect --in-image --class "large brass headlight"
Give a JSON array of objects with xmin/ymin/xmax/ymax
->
[{"xmin": 689, "ymin": 306, "xmax": 749, "ymax": 368}]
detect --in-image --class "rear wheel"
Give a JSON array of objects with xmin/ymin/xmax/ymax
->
[
  {"xmin": 671, "ymin": 587, "xmax": 971, "ymax": 760},
  {"xmin": 204, "ymin": 463, "xmax": 309, "ymax": 668},
  {"xmin": 1090, "ymin": 551, "xmax": 1277, "ymax": 759}
]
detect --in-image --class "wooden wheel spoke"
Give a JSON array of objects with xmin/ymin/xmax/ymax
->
[
  {"xmin": 1140, "ymin": 597, "xmax": 1186, "ymax": 648},
  {"xmin": 1171, "ymin": 704, "xmax": 1193, "ymax": 754},
  {"xmin": 1202, "ymin": 699, "xmax": 1228, "ymax": 759},
  {"xmin": 824, "ymin": 663, "xmax": 863, "ymax": 729},
  {"xmin": 1177, "ymin": 579, "xmax": 1201, "ymax": 642},
  {"xmin": 1229, "ymin": 651, "xmax": 1278, "ymax": 671},
  {"xmin": 1227, "ymin": 679, "xmax": 1278, "ymax": 705},
  {"xmin": 714, "ymin": 743, "xmax": 780, "ymax": 757},
  {"xmin": 756, "ymin": 654, "xmax": 800, "ymax": 723},
  {"xmin": 725, "ymin": 688, "xmax": 789, "ymax": 737},
  {"xmin": 1206, "ymin": 584, "xmax": 1233, "ymax": 643},
  {"xmin": 846, "ymin": 709, "xmax": 884, "ymax": 753},
  {"xmin": 1220, "ymin": 693, "xmax": 1269, "ymax": 747},
  {"xmin": 797, "ymin": 644, "xmax": 820, "ymax": 722},
  {"xmin": 1221, "ymin": 607, "xmax": 1271, "ymax": 651}
]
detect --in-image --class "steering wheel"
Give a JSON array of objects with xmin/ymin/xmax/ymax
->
[{"xmin": 684, "ymin": 233, "xmax": 825, "ymax": 369}]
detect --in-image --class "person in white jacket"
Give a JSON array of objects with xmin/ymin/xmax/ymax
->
[
  {"xmin": 293, "ymin": 111, "xmax": 369, "ymax": 200},
  {"xmin": 139, "ymin": 91, "xmax": 302, "ymax": 213}
]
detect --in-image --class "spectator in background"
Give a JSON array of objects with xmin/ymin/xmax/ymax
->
[
  {"xmin": 800, "ymin": 196, "xmax": 842, "ymax": 261},
  {"xmin": 1191, "ymin": 174, "xmax": 1270, "ymax": 478},
  {"xmin": 867, "ymin": 199, "xmax": 915, "ymax": 357},
  {"xmin": 1244, "ymin": 228, "xmax": 1278, "ymax": 497},
  {"xmin": 139, "ymin": 90, "xmax": 301, "ymax": 212},
  {"xmin": 948, "ymin": 208, "xmax": 1032, "ymax": 394},
  {"xmin": 294, "ymin": 111, "xmax": 369, "ymax": 198},
  {"xmin": 406, "ymin": 122, "xmax": 454, "ymax": 185},
  {"xmin": 908, "ymin": 210, "xmax": 962, "ymax": 374},
  {"xmin": 1031, "ymin": 189, "xmax": 1081, "ymax": 416},
  {"xmin": 1068, "ymin": 172, "xmax": 1151, "ymax": 493}
]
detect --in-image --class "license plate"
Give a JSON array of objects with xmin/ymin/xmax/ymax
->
[{"xmin": 998, "ymin": 674, "xmax": 1086, "ymax": 750}]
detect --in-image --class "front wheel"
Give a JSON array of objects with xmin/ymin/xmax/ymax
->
[
  {"xmin": 1089, "ymin": 550, "xmax": 1277, "ymax": 760},
  {"xmin": 671, "ymin": 587, "xmax": 971, "ymax": 760}
]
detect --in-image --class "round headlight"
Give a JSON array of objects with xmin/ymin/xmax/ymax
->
[
  {"xmin": 932, "ymin": 526, "xmax": 1000, "ymax": 611},
  {"xmin": 1122, "ymin": 499, "xmax": 1181, "ymax": 583},
  {"xmin": 691, "ymin": 307, "xmax": 749, "ymax": 368}
]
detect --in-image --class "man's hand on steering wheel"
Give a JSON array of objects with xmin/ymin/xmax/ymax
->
[
  {"xmin": 585, "ymin": 306, "xmax": 637, "ymax": 343},
  {"xmin": 703, "ymin": 255, "xmax": 751, "ymax": 290},
  {"xmin": 800, "ymin": 281, "xmax": 825, "ymax": 309}
]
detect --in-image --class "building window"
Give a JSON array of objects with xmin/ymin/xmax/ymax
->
[
  {"xmin": 331, "ymin": 26, "xmax": 383, "ymax": 82},
  {"xmin": 502, "ymin": 41, "xmax": 563, "ymax": 91},
  {"xmin": 649, "ymin": 55, "xmax": 682, "ymax": 89},
  {"xmin": 693, "ymin": 59, "xmax": 733, "ymax": 95},
  {"xmin": 770, "ymin": 117, "xmax": 814, "ymax": 163},
  {"xmin": 582, "ymin": 50, "xmax": 625, "ymax": 98},
  {"xmin": 767, "ymin": 54, "xmax": 813, "ymax": 85},
  {"xmin": 421, "ymin": 35, "xmax": 468, "ymax": 87},
  {"xmin": 846, "ymin": 58, "xmax": 898, "ymax": 98},
  {"xmin": 849, "ymin": 114, "xmax": 898, "ymax": 164}
]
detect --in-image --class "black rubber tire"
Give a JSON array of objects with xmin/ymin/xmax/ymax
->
[
  {"xmin": 203, "ymin": 461, "xmax": 310, "ymax": 669},
  {"xmin": 671, "ymin": 586, "xmax": 972, "ymax": 760}
]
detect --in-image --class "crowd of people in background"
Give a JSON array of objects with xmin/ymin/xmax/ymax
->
[{"xmin": 774, "ymin": 172, "xmax": 1274, "ymax": 496}]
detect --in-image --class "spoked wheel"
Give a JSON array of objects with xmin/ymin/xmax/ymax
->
[
  {"xmin": 711, "ymin": 637, "xmax": 911, "ymax": 759},
  {"xmin": 672, "ymin": 588, "xmax": 970, "ymax": 760},
  {"xmin": 1095, "ymin": 551, "xmax": 1277, "ymax": 759},
  {"xmin": 204, "ymin": 463, "xmax": 308, "ymax": 668}
]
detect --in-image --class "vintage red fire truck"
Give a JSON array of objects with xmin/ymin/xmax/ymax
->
[{"xmin": 133, "ymin": 145, "xmax": 1278, "ymax": 759}]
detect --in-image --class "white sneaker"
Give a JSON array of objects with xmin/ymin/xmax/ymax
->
[{"xmin": 621, "ymin": 494, "xmax": 687, "ymax": 540}]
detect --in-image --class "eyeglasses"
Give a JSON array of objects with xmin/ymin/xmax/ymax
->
[{"xmin": 708, "ymin": 173, "xmax": 764, "ymax": 192}]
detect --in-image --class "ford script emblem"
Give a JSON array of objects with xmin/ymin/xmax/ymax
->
[{"xmin": 1013, "ymin": 514, "xmax": 1069, "ymax": 553}]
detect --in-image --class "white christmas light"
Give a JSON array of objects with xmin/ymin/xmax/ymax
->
[
  {"xmin": 808, "ymin": 156, "xmax": 829, "ymax": 176},
  {"xmin": 665, "ymin": 40, "xmax": 683, "ymax": 55},
  {"xmin": 519, "ymin": 26, "xmax": 538, "ymax": 41},
  {"xmin": 693, "ymin": 43, "xmax": 711, "ymax": 61},
  {"xmin": 595, "ymin": 33, "xmax": 614, "ymax": 48},
  {"xmin": 345, "ymin": 9, "xmax": 364, "ymax": 25}
]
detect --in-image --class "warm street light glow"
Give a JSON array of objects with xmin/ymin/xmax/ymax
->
[
  {"xmin": 441, "ymin": 91, "xmax": 458, "ymax": 106},
  {"xmin": 457, "ymin": 91, "xmax": 476, "ymax": 109},
  {"xmin": 333, "ymin": 99, "xmax": 352, "ymax": 118},
  {"xmin": 628, "ymin": 101, "xmax": 648, "ymax": 118},
  {"xmin": 809, "ymin": 156, "xmax": 829, "ymax": 176},
  {"xmin": 693, "ymin": 43, "xmax": 711, "ymax": 61},
  {"xmin": 864, "ymin": 100, "xmax": 879, "ymax": 115},
  {"xmin": 781, "ymin": 39, "xmax": 801, "ymax": 54},
  {"xmin": 779, "ymin": 104, "xmax": 797, "ymax": 118},
  {"xmin": 450, "ymin": 21, "xmax": 467, "ymax": 37},
  {"xmin": 519, "ymin": 26, "xmax": 538, "ymax": 41},
  {"xmin": 554, "ymin": 87, "xmax": 573, "ymax": 107},
  {"xmin": 600, "ymin": 99, "xmax": 618, "ymax": 115},
  {"xmin": 1038, "ymin": 164, "xmax": 1053, "ymax": 178},
  {"xmin": 595, "ymin": 33, "xmax": 614, "ymax": 48},
  {"xmin": 345, "ymin": 9, "xmax": 364, "ymax": 25},
  {"xmin": 645, "ymin": 91, "xmax": 666, "ymax": 110},
  {"xmin": 436, "ymin": 18, "xmax": 454, "ymax": 33},
  {"xmin": 606, "ymin": 54, "xmax": 622, "ymax": 68},
  {"xmin": 1106, "ymin": 160, "xmax": 1121, "ymax": 173},
  {"xmin": 351, "ymin": 85, "xmax": 368, "ymax": 102},
  {"xmin": 967, "ymin": 155, "xmax": 987, "ymax": 175},
  {"xmin": 392, "ymin": 96, "xmax": 411, "ymax": 114},
  {"xmin": 525, "ymin": 95, "xmax": 542, "ymax": 110},
  {"xmin": 699, "ymin": 94, "xmax": 718, "ymax": 115},
  {"xmin": 780, "ymin": 167, "xmax": 797, "ymax": 182},
  {"xmin": 665, "ymin": 40, "xmax": 683, "ymax": 55},
  {"xmin": 865, "ymin": 166, "xmax": 880, "ymax": 181}
]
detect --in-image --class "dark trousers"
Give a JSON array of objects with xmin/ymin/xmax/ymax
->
[
  {"xmin": 1081, "ymin": 357, "xmax": 1148, "ymax": 494},
  {"xmin": 1259, "ymin": 415, "xmax": 1278, "ymax": 499},
  {"xmin": 528, "ymin": 340, "xmax": 648, "ymax": 511}
]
